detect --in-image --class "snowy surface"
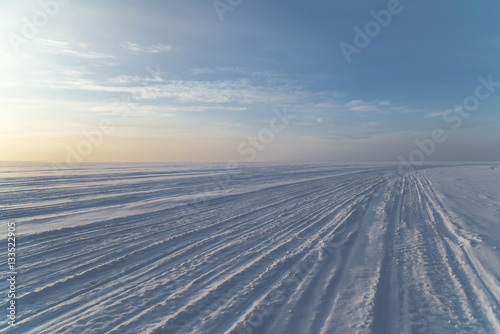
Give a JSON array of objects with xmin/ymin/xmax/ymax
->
[{"xmin": 1, "ymin": 162, "xmax": 499, "ymax": 333}]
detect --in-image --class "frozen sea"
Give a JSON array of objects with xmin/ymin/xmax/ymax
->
[{"xmin": 1, "ymin": 162, "xmax": 500, "ymax": 333}]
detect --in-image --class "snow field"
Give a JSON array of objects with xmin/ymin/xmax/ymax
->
[{"xmin": 0, "ymin": 162, "xmax": 499, "ymax": 333}]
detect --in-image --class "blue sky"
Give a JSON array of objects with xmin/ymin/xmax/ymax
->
[{"xmin": 1, "ymin": 0, "xmax": 499, "ymax": 162}]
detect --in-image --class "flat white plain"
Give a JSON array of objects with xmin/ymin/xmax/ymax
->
[{"xmin": 1, "ymin": 162, "xmax": 499, "ymax": 333}]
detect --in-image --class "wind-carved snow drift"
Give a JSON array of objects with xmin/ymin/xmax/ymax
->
[{"xmin": 1, "ymin": 162, "xmax": 499, "ymax": 333}]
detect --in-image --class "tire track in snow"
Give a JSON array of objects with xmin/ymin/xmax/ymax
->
[
  {"xmin": 6, "ymin": 170, "xmax": 386, "ymax": 334},
  {"xmin": 237, "ymin": 182, "xmax": 387, "ymax": 334},
  {"xmin": 379, "ymin": 173, "xmax": 496, "ymax": 334},
  {"xmin": 372, "ymin": 176, "xmax": 405, "ymax": 334},
  {"xmin": 140, "ymin": 180, "xmax": 387, "ymax": 333},
  {"xmin": 416, "ymin": 173, "xmax": 500, "ymax": 333},
  {"xmin": 3, "ymin": 164, "xmax": 498, "ymax": 333},
  {"xmin": 14, "ymin": 178, "xmax": 340, "ymax": 332}
]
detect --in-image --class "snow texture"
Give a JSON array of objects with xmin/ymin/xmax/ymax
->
[{"xmin": 1, "ymin": 162, "xmax": 499, "ymax": 333}]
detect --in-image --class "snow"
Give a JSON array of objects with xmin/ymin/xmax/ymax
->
[{"xmin": 1, "ymin": 162, "xmax": 499, "ymax": 333}]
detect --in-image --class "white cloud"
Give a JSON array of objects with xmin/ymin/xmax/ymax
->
[
  {"xmin": 426, "ymin": 110, "xmax": 447, "ymax": 118},
  {"xmin": 35, "ymin": 77, "xmax": 304, "ymax": 106},
  {"xmin": 188, "ymin": 66, "xmax": 296, "ymax": 86},
  {"xmin": 345, "ymin": 100, "xmax": 388, "ymax": 113},
  {"xmin": 343, "ymin": 99, "xmax": 422, "ymax": 115},
  {"xmin": 34, "ymin": 39, "xmax": 115, "ymax": 59},
  {"xmin": 120, "ymin": 42, "xmax": 174, "ymax": 54},
  {"xmin": 189, "ymin": 67, "xmax": 215, "ymax": 75},
  {"xmin": 88, "ymin": 102, "xmax": 247, "ymax": 116},
  {"xmin": 107, "ymin": 75, "xmax": 164, "ymax": 84}
]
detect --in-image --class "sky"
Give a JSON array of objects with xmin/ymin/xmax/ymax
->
[{"xmin": 0, "ymin": 0, "xmax": 499, "ymax": 163}]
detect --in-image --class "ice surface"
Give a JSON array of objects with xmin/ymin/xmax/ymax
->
[{"xmin": 1, "ymin": 162, "xmax": 499, "ymax": 333}]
